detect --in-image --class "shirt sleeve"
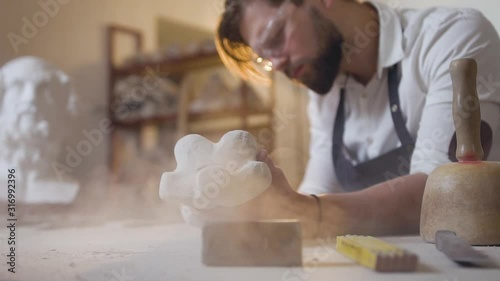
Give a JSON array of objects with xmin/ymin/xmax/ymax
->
[
  {"xmin": 410, "ymin": 9, "xmax": 500, "ymax": 175},
  {"xmin": 298, "ymin": 90, "xmax": 344, "ymax": 194}
]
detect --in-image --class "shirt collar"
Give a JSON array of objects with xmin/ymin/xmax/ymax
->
[{"xmin": 367, "ymin": 1, "xmax": 406, "ymax": 79}]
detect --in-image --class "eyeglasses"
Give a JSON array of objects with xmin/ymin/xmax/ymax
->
[
  {"xmin": 252, "ymin": 53, "xmax": 274, "ymax": 72},
  {"xmin": 252, "ymin": 0, "xmax": 295, "ymax": 70}
]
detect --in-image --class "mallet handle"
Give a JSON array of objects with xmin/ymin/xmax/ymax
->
[{"xmin": 450, "ymin": 58, "xmax": 484, "ymax": 162}]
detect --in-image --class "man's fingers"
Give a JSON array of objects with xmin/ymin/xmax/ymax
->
[
  {"xmin": 256, "ymin": 149, "xmax": 269, "ymax": 161},
  {"xmin": 256, "ymin": 149, "xmax": 290, "ymax": 188},
  {"xmin": 181, "ymin": 205, "xmax": 241, "ymax": 226},
  {"xmin": 256, "ymin": 149, "xmax": 275, "ymax": 167}
]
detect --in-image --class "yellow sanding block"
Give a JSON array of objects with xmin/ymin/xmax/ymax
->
[{"xmin": 336, "ymin": 235, "xmax": 418, "ymax": 272}]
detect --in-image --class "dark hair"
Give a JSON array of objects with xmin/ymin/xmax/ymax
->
[{"xmin": 216, "ymin": 0, "xmax": 304, "ymax": 80}]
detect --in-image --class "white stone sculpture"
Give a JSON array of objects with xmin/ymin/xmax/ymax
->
[
  {"xmin": 0, "ymin": 56, "xmax": 80, "ymax": 203},
  {"xmin": 159, "ymin": 130, "xmax": 272, "ymax": 223}
]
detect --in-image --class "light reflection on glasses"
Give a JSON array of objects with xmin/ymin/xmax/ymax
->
[
  {"xmin": 252, "ymin": 54, "xmax": 274, "ymax": 72},
  {"xmin": 253, "ymin": 0, "xmax": 293, "ymax": 71}
]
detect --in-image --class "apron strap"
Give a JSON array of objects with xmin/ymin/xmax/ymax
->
[
  {"xmin": 332, "ymin": 63, "xmax": 415, "ymax": 190},
  {"xmin": 332, "ymin": 88, "xmax": 347, "ymax": 150},
  {"xmin": 388, "ymin": 64, "xmax": 414, "ymax": 147}
]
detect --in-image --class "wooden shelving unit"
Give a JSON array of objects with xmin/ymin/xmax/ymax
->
[
  {"xmin": 106, "ymin": 24, "xmax": 275, "ymax": 174},
  {"xmin": 112, "ymin": 53, "xmax": 223, "ymax": 76},
  {"xmin": 112, "ymin": 108, "xmax": 273, "ymax": 128}
]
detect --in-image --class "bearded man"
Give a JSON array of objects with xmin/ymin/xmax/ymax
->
[{"xmin": 179, "ymin": 0, "xmax": 500, "ymax": 238}]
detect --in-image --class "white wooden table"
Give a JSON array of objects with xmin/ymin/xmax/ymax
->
[{"xmin": 3, "ymin": 222, "xmax": 500, "ymax": 281}]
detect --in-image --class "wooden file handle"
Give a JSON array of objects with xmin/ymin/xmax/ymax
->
[{"xmin": 450, "ymin": 58, "xmax": 484, "ymax": 162}]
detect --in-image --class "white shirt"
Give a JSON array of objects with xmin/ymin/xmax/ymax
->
[{"xmin": 299, "ymin": 1, "xmax": 500, "ymax": 194}]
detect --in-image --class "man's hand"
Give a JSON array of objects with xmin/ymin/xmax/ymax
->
[{"xmin": 180, "ymin": 150, "xmax": 316, "ymax": 227}]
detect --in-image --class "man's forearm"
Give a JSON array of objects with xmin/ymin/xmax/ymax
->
[
  {"xmin": 246, "ymin": 155, "xmax": 428, "ymax": 238},
  {"xmin": 316, "ymin": 173, "xmax": 428, "ymax": 237}
]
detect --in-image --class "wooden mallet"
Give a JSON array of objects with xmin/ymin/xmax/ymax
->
[{"xmin": 420, "ymin": 58, "xmax": 500, "ymax": 245}]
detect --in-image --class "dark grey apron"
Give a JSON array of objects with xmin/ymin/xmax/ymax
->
[{"xmin": 332, "ymin": 64, "xmax": 414, "ymax": 191}]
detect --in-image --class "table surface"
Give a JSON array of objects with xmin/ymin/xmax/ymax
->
[{"xmin": 1, "ymin": 221, "xmax": 500, "ymax": 281}]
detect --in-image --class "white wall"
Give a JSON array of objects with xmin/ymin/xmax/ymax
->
[
  {"xmin": 379, "ymin": 0, "xmax": 500, "ymax": 31},
  {"xmin": 0, "ymin": 0, "xmax": 223, "ymax": 179}
]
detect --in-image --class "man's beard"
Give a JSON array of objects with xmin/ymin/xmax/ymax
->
[{"xmin": 290, "ymin": 7, "xmax": 343, "ymax": 95}]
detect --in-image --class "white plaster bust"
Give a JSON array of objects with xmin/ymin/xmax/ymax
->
[
  {"xmin": 0, "ymin": 56, "xmax": 80, "ymax": 203},
  {"xmin": 159, "ymin": 130, "xmax": 272, "ymax": 223}
]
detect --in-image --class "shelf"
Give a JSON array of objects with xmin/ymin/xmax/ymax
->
[
  {"xmin": 112, "ymin": 52, "xmax": 223, "ymax": 76},
  {"xmin": 112, "ymin": 107, "xmax": 273, "ymax": 128},
  {"xmin": 189, "ymin": 107, "xmax": 272, "ymax": 121},
  {"xmin": 191, "ymin": 123, "xmax": 274, "ymax": 136},
  {"xmin": 106, "ymin": 24, "xmax": 275, "ymax": 175}
]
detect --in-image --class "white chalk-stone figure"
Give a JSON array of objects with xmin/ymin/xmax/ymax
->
[
  {"xmin": 159, "ymin": 130, "xmax": 272, "ymax": 224},
  {"xmin": 0, "ymin": 56, "xmax": 80, "ymax": 203}
]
